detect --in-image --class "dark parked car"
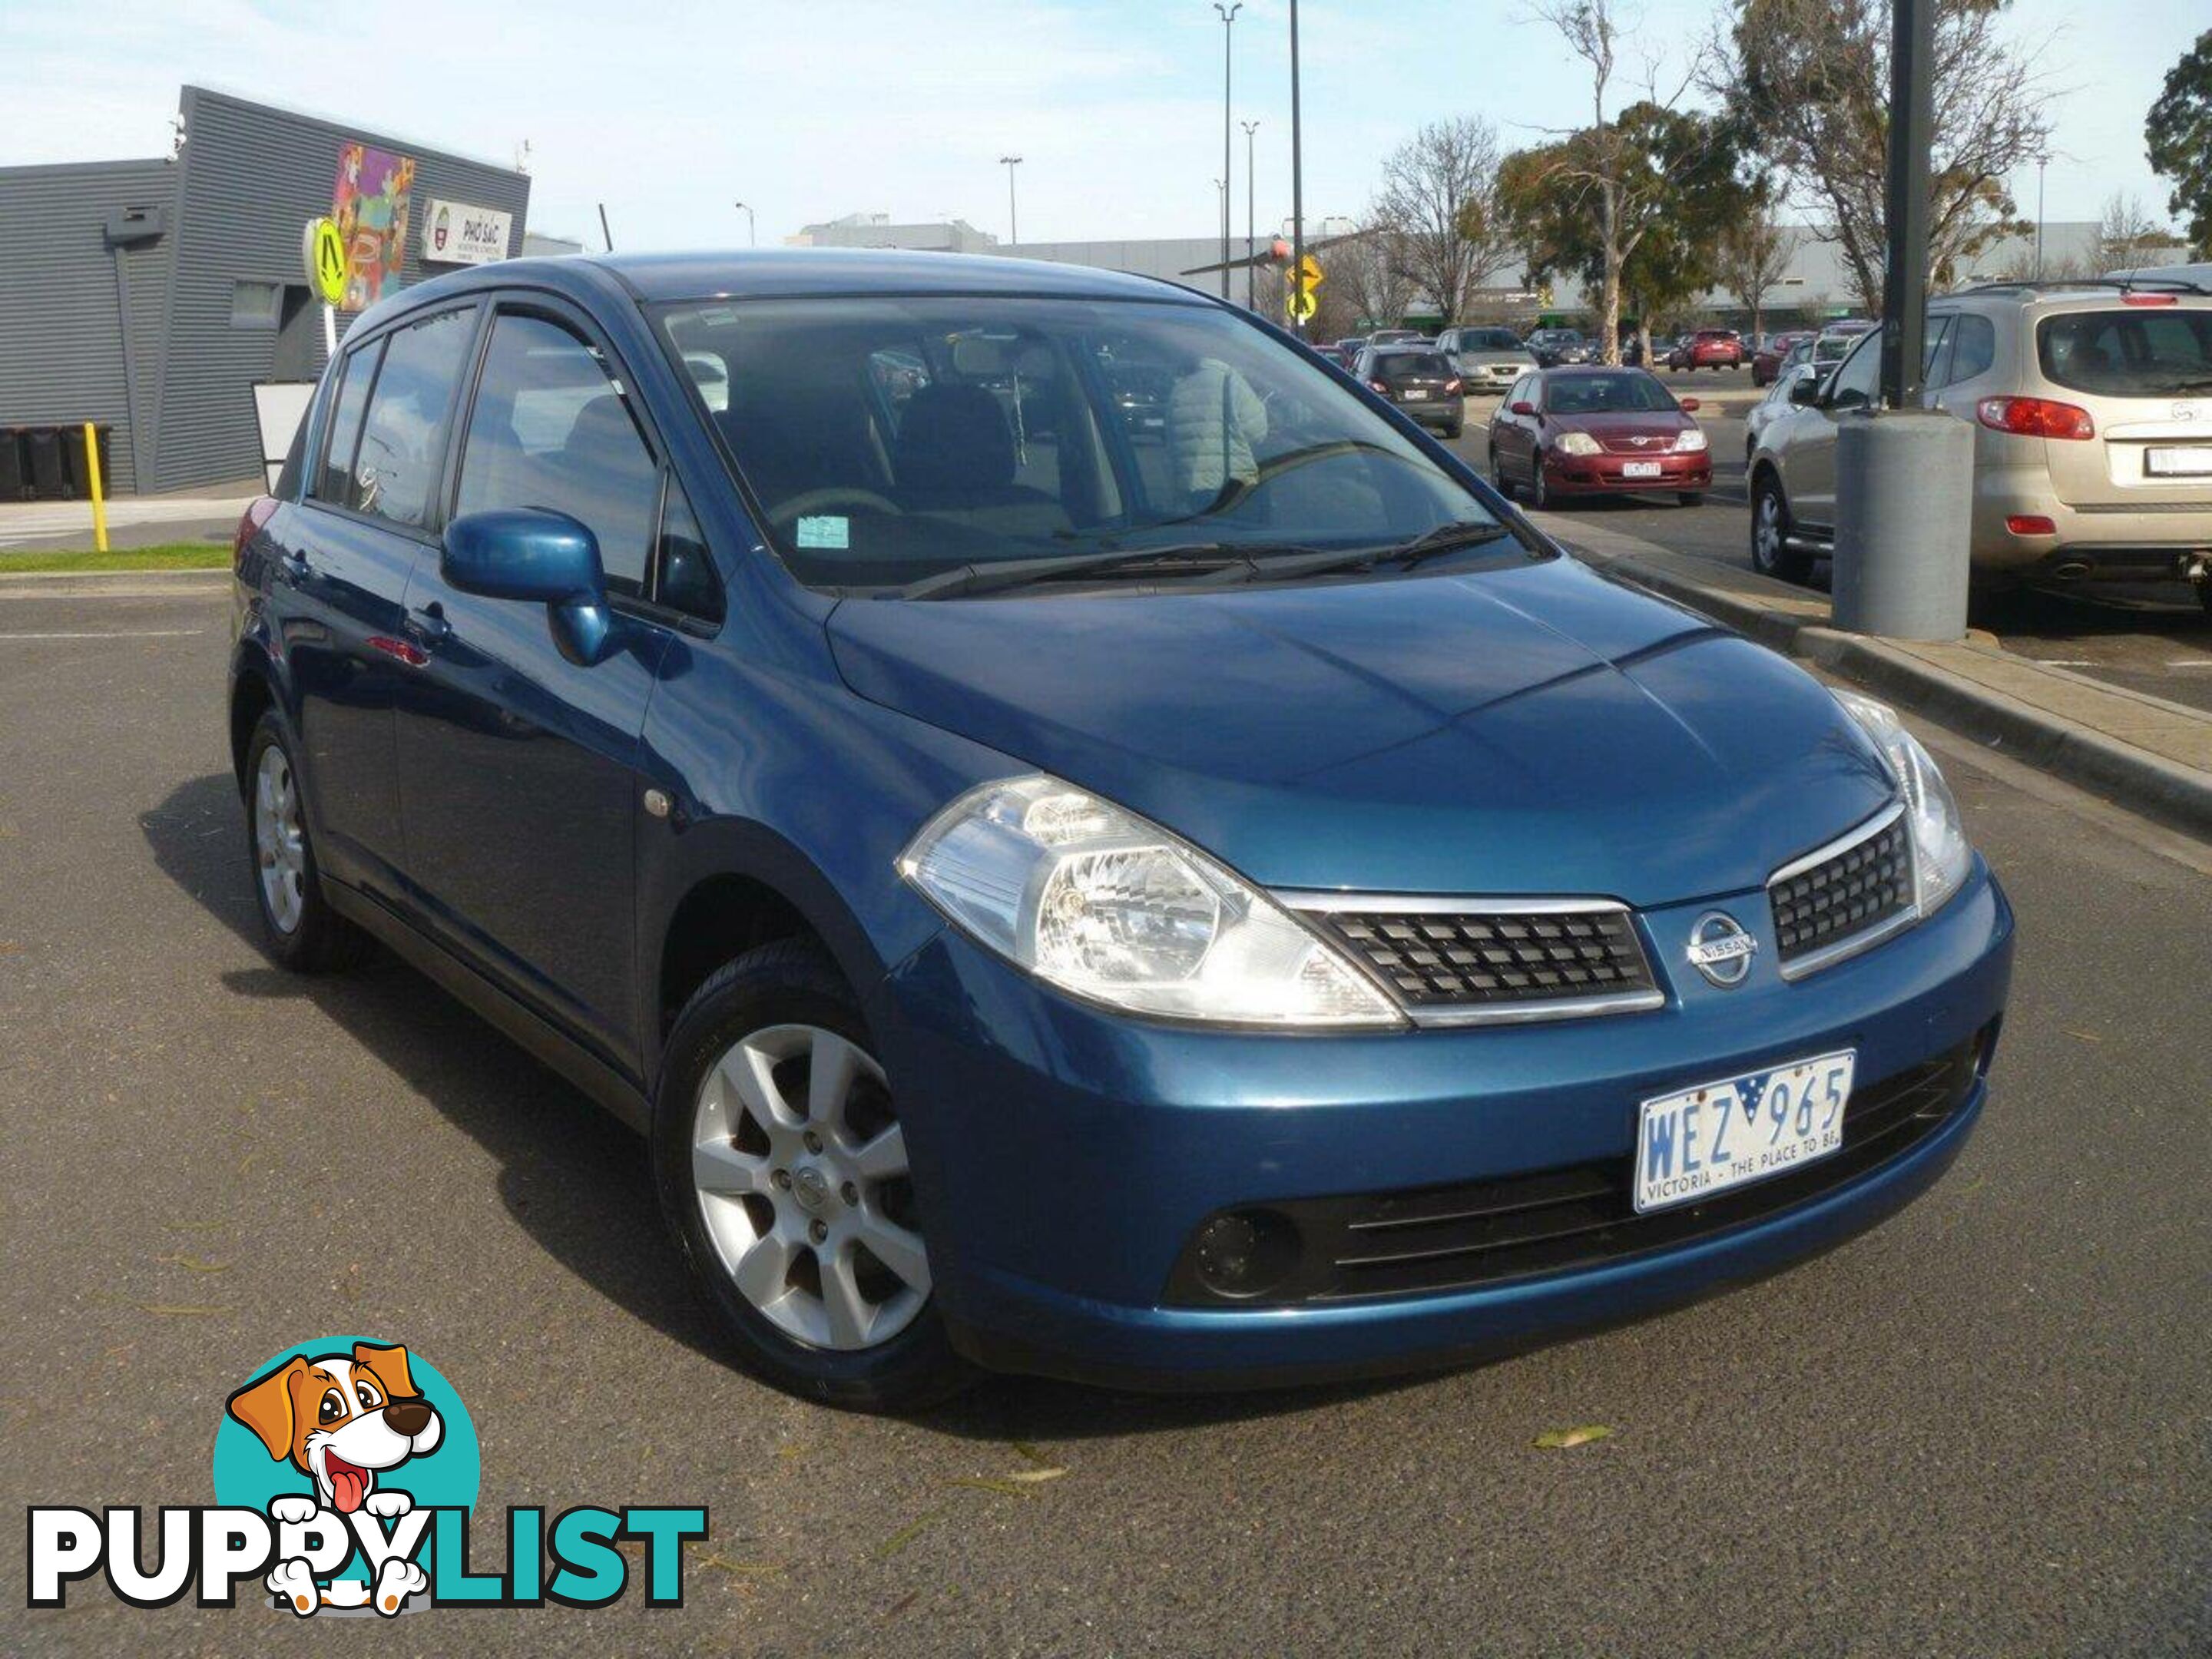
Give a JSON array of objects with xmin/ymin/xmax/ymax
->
[
  {"xmin": 1526, "ymin": 327, "xmax": 1593, "ymax": 366},
  {"xmin": 1752, "ymin": 329, "xmax": 1816, "ymax": 386},
  {"xmin": 1488, "ymin": 365, "xmax": 1712, "ymax": 507},
  {"xmin": 227, "ymin": 249, "xmax": 2012, "ymax": 1410},
  {"xmin": 1353, "ymin": 345, "xmax": 1465, "ymax": 436}
]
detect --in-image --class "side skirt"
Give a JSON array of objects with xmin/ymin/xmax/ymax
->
[{"xmin": 325, "ymin": 879, "xmax": 652, "ymax": 1134}]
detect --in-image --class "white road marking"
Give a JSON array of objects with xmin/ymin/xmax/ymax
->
[
  {"xmin": 2165, "ymin": 659, "xmax": 2212, "ymax": 669},
  {"xmin": 0, "ymin": 628, "xmax": 205, "ymax": 641},
  {"xmin": 2032, "ymin": 658, "xmax": 2094, "ymax": 667}
]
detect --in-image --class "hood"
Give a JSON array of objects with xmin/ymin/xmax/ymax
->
[
  {"xmin": 829, "ymin": 558, "xmax": 1895, "ymax": 906},
  {"xmin": 1548, "ymin": 409, "xmax": 1694, "ymax": 439}
]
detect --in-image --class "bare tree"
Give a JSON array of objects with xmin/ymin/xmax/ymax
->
[
  {"xmin": 1370, "ymin": 118, "xmax": 1514, "ymax": 326},
  {"xmin": 1522, "ymin": 0, "xmax": 1721, "ymax": 363},
  {"xmin": 1714, "ymin": 216, "xmax": 1798, "ymax": 346},
  {"xmin": 1719, "ymin": 0, "xmax": 2052, "ymax": 315},
  {"xmin": 1331, "ymin": 228, "xmax": 1419, "ymax": 333},
  {"xmin": 2093, "ymin": 190, "xmax": 2176, "ymax": 272}
]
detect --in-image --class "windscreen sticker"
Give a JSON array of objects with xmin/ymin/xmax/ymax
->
[{"xmin": 795, "ymin": 515, "xmax": 850, "ymax": 550}]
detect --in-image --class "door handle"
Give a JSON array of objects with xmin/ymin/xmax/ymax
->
[
  {"xmin": 278, "ymin": 550, "xmax": 309, "ymax": 583},
  {"xmin": 403, "ymin": 604, "xmax": 451, "ymax": 648}
]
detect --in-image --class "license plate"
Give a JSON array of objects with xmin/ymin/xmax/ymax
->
[
  {"xmin": 1634, "ymin": 1050, "xmax": 1855, "ymax": 1213},
  {"xmin": 2146, "ymin": 445, "xmax": 2212, "ymax": 476},
  {"xmin": 1621, "ymin": 460, "xmax": 1664, "ymax": 478},
  {"xmin": 1402, "ymin": 389, "xmax": 1428, "ymax": 400}
]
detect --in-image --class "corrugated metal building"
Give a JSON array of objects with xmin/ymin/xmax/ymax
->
[{"xmin": 0, "ymin": 87, "xmax": 531, "ymax": 495}]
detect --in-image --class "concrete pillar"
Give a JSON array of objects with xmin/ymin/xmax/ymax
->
[{"xmin": 1832, "ymin": 409, "xmax": 1974, "ymax": 642}]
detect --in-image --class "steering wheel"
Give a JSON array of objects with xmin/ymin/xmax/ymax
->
[{"xmin": 773, "ymin": 487, "xmax": 900, "ymax": 522}]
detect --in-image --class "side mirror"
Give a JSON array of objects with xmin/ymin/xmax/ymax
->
[
  {"xmin": 1678, "ymin": 397, "xmax": 1700, "ymax": 413},
  {"xmin": 442, "ymin": 508, "xmax": 619, "ymax": 666},
  {"xmin": 1788, "ymin": 376, "xmax": 1822, "ymax": 406},
  {"xmin": 1509, "ymin": 399, "xmax": 1537, "ymax": 417}
]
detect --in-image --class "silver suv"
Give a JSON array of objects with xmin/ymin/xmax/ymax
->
[
  {"xmin": 1747, "ymin": 281, "xmax": 2212, "ymax": 608},
  {"xmin": 1436, "ymin": 324, "xmax": 1538, "ymax": 394}
]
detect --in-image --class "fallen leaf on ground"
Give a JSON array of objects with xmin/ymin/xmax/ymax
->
[
  {"xmin": 876, "ymin": 1510, "xmax": 944, "ymax": 1558},
  {"xmin": 156, "ymin": 1253, "xmax": 230, "ymax": 1273},
  {"xmin": 948, "ymin": 1475, "xmax": 1045, "ymax": 1498},
  {"xmin": 1008, "ymin": 1439, "xmax": 1055, "ymax": 1466},
  {"xmin": 1001, "ymin": 1467, "xmax": 1067, "ymax": 1483},
  {"xmin": 2062, "ymin": 1028, "xmax": 2102, "ymax": 1043},
  {"xmin": 886, "ymin": 1589, "xmax": 922, "ymax": 1618},
  {"xmin": 1533, "ymin": 1425, "xmax": 1614, "ymax": 1450},
  {"xmin": 693, "ymin": 1555, "xmax": 784, "ymax": 1578},
  {"xmin": 134, "ymin": 1303, "xmax": 230, "ymax": 1317}
]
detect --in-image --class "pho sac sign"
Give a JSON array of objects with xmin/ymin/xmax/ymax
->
[{"xmin": 423, "ymin": 200, "xmax": 512, "ymax": 267}]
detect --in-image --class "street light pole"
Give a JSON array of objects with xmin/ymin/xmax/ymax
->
[
  {"xmin": 1214, "ymin": 2, "xmax": 1241, "ymax": 302},
  {"xmin": 1241, "ymin": 119, "xmax": 1260, "ymax": 311},
  {"xmin": 998, "ymin": 155, "xmax": 1022, "ymax": 247},
  {"xmin": 732, "ymin": 200, "xmax": 755, "ymax": 247},
  {"xmin": 1289, "ymin": 0, "xmax": 1306, "ymax": 336}
]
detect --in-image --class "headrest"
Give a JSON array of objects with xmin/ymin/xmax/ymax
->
[{"xmin": 893, "ymin": 383, "xmax": 1015, "ymax": 492}]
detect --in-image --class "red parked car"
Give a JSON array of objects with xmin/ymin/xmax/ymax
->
[
  {"xmin": 1752, "ymin": 329, "xmax": 1816, "ymax": 386},
  {"xmin": 1487, "ymin": 366, "xmax": 1710, "ymax": 508},
  {"xmin": 1666, "ymin": 328, "xmax": 1744, "ymax": 371}
]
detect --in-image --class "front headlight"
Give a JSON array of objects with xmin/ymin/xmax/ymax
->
[
  {"xmin": 899, "ymin": 777, "xmax": 1405, "ymax": 1028},
  {"xmin": 1833, "ymin": 690, "xmax": 1971, "ymax": 915},
  {"xmin": 1555, "ymin": 431, "xmax": 1601, "ymax": 455},
  {"xmin": 1674, "ymin": 427, "xmax": 1708, "ymax": 452}
]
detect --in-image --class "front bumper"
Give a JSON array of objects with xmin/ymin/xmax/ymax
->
[
  {"xmin": 868, "ymin": 863, "xmax": 2014, "ymax": 1389},
  {"xmin": 1546, "ymin": 451, "xmax": 1712, "ymax": 494}
]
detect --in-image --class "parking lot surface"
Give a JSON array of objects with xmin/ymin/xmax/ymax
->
[
  {"xmin": 3, "ymin": 586, "xmax": 2208, "ymax": 1657},
  {"xmin": 1448, "ymin": 373, "xmax": 2212, "ymax": 716}
]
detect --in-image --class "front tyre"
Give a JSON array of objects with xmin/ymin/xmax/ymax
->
[
  {"xmin": 652, "ymin": 939, "xmax": 973, "ymax": 1412},
  {"xmin": 1750, "ymin": 471, "xmax": 1814, "ymax": 584},
  {"xmin": 243, "ymin": 711, "xmax": 369, "ymax": 972}
]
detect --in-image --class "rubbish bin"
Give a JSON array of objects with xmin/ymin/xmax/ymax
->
[
  {"xmin": 23, "ymin": 427, "xmax": 70, "ymax": 501},
  {"xmin": 0, "ymin": 428, "xmax": 25, "ymax": 502},
  {"xmin": 59, "ymin": 423, "xmax": 114, "ymax": 501}
]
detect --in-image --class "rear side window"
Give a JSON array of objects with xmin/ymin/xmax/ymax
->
[
  {"xmin": 455, "ymin": 312, "xmax": 659, "ymax": 596},
  {"xmin": 349, "ymin": 308, "xmax": 475, "ymax": 528},
  {"xmin": 314, "ymin": 343, "xmax": 378, "ymax": 505},
  {"xmin": 2037, "ymin": 309, "xmax": 2212, "ymax": 396},
  {"xmin": 1374, "ymin": 353, "xmax": 1453, "ymax": 379},
  {"xmin": 1934, "ymin": 314, "xmax": 1994, "ymax": 386}
]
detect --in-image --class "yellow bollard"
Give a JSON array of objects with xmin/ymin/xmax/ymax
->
[{"xmin": 81, "ymin": 422, "xmax": 109, "ymax": 554}]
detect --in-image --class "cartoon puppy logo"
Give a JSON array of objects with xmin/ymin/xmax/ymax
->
[{"xmin": 225, "ymin": 1340, "xmax": 442, "ymax": 1616}]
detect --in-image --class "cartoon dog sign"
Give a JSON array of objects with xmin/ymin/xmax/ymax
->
[{"xmin": 225, "ymin": 1341, "xmax": 442, "ymax": 1615}]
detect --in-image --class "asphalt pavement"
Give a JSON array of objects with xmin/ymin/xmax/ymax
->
[
  {"xmin": 3, "ymin": 585, "xmax": 2208, "ymax": 1657},
  {"xmin": 1446, "ymin": 372, "xmax": 2212, "ymax": 716}
]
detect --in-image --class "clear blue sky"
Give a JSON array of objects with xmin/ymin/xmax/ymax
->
[{"xmin": 1, "ymin": 0, "xmax": 2198, "ymax": 250}]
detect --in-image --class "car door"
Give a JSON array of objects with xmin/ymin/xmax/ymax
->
[
  {"xmin": 1493, "ymin": 375, "xmax": 1532, "ymax": 478},
  {"xmin": 1789, "ymin": 331, "xmax": 1884, "ymax": 531},
  {"xmin": 391, "ymin": 297, "xmax": 684, "ymax": 1063},
  {"xmin": 275, "ymin": 303, "xmax": 479, "ymax": 892}
]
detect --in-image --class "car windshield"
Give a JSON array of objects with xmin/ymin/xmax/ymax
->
[
  {"xmin": 1543, "ymin": 373, "xmax": 1676, "ymax": 414},
  {"xmin": 654, "ymin": 294, "xmax": 1509, "ymax": 590},
  {"xmin": 1462, "ymin": 329, "xmax": 1522, "ymax": 350},
  {"xmin": 1373, "ymin": 352, "xmax": 1455, "ymax": 379},
  {"xmin": 2037, "ymin": 308, "xmax": 2212, "ymax": 396}
]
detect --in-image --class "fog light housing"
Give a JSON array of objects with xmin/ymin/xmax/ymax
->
[
  {"xmin": 2005, "ymin": 514, "xmax": 2057, "ymax": 537},
  {"xmin": 1189, "ymin": 1208, "xmax": 1302, "ymax": 1300}
]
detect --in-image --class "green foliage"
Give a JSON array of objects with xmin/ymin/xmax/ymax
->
[{"xmin": 2145, "ymin": 31, "xmax": 2212, "ymax": 257}]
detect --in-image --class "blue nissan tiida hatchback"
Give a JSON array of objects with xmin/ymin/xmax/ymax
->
[{"xmin": 230, "ymin": 250, "xmax": 2013, "ymax": 1409}]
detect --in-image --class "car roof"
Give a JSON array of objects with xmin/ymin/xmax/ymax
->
[
  {"xmin": 346, "ymin": 247, "xmax": 1213, "ymax": 333},
  {"xmin": 1935, "ymin": 278, "xmax": 2212, "ymax": 311},
  {"xmin": 1541, "ymin": 363, "xmax": 1654, "ymax": 376}
]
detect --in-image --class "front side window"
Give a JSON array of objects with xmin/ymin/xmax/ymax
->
[
  {"xmin": 2036, "ymin": 309, "xmax": 2210, "ymax": 396},
  {"xmin": 654, "ymin": 294, "xmax": 1509, "ymax": 591},
  {"xmin": 454, "ymin": 312, "xmax": 660, "ymax": 596},
  {"xmin": 1827, "ymin": 334, "xmax": 1882, "ymax": 409},
  {"xmin": 349, "ymin": 307, "xmax": 475, "ymax": 528}
]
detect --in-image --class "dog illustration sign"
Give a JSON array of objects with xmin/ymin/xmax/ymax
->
[{"xmin": 25, "ymin": 1335, "xmax": 706, "ymax": 1617}]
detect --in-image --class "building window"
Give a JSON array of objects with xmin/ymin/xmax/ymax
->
[{"xmin": 231, "ymin": 280, "xmax": 283, "ymax": 329}]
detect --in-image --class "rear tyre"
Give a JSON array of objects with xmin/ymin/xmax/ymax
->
[
  {"xmin": 653, "ymin": 939, "xmax": 975, "ymax": 1412},
  {"xmin": 2198, "ymin": 581, "xmax": 2212, "ymax": 617},
  {"xmin": 1527, "ymin": 454, "xmax": 1554, "ymax": 511},
  {"xmin": 243, "ymin": 711, "xmax": 370, "ymax": 973},
  {"xmin": 1442, "ymin": 419, "xmax": 1465, "ymax": 441},
  {"xmin": 1489, "ymin": 447, "xmax": 1515, "ymax": 501},
  {"xmin": 1750, "ymin": 472, "xmax": 1814, "ymax": 584}
]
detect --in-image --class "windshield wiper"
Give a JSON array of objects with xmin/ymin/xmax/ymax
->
[
  {"xmin": 1214, "ymin": 521, "xmax": 1518, "ymax": 584},
  {"xmin": 898, "ymin": 542, "xmax": 1297, "ymax": 600}
]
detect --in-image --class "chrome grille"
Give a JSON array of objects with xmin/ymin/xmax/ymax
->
[
  {"xmin": 1768, "ymin": 805, "xmax": 1914, "ymax": 974},
  {"xmin": 1287, "ymin": 898, "xmax": 1661, "ymax": 1025}
]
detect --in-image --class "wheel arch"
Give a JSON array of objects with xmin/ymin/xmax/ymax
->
[{"xmin": 227, "ymin": 645, "xmax": 280, "ymax": 793}]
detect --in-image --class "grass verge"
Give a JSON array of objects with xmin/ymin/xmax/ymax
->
[{"xmin": 0, "ymin": 542, "xmax": 230, "ymax": 575}]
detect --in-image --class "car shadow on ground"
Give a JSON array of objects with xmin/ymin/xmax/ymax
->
[{"xmin": 140, "ymin": 770, "xmax": 1437, "ymax": 1438}]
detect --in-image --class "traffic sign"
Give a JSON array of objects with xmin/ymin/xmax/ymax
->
[
  {"xmin": 1298, "ymin": 253, "xmax": 1325, "ymax": 288},
  {"xmin": 303, "ymin": 217, "xmax": 347, "ymax": 307},
  {"xmin": 1286, "ymin": 286, "xmax": 1317, "ymax": 322}
]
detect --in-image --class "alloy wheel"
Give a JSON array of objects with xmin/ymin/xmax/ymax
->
[
  {"xmin": 253, "ymin": 744, "xmax": 306, "ymax": 935},
  {"xmin": 689, "ymin": 1023, "xmax": 929, "ymax": 1351},
  {"xmin": 1752, "ymin": 486, "xmax": 1785, "ymax": 574}
]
